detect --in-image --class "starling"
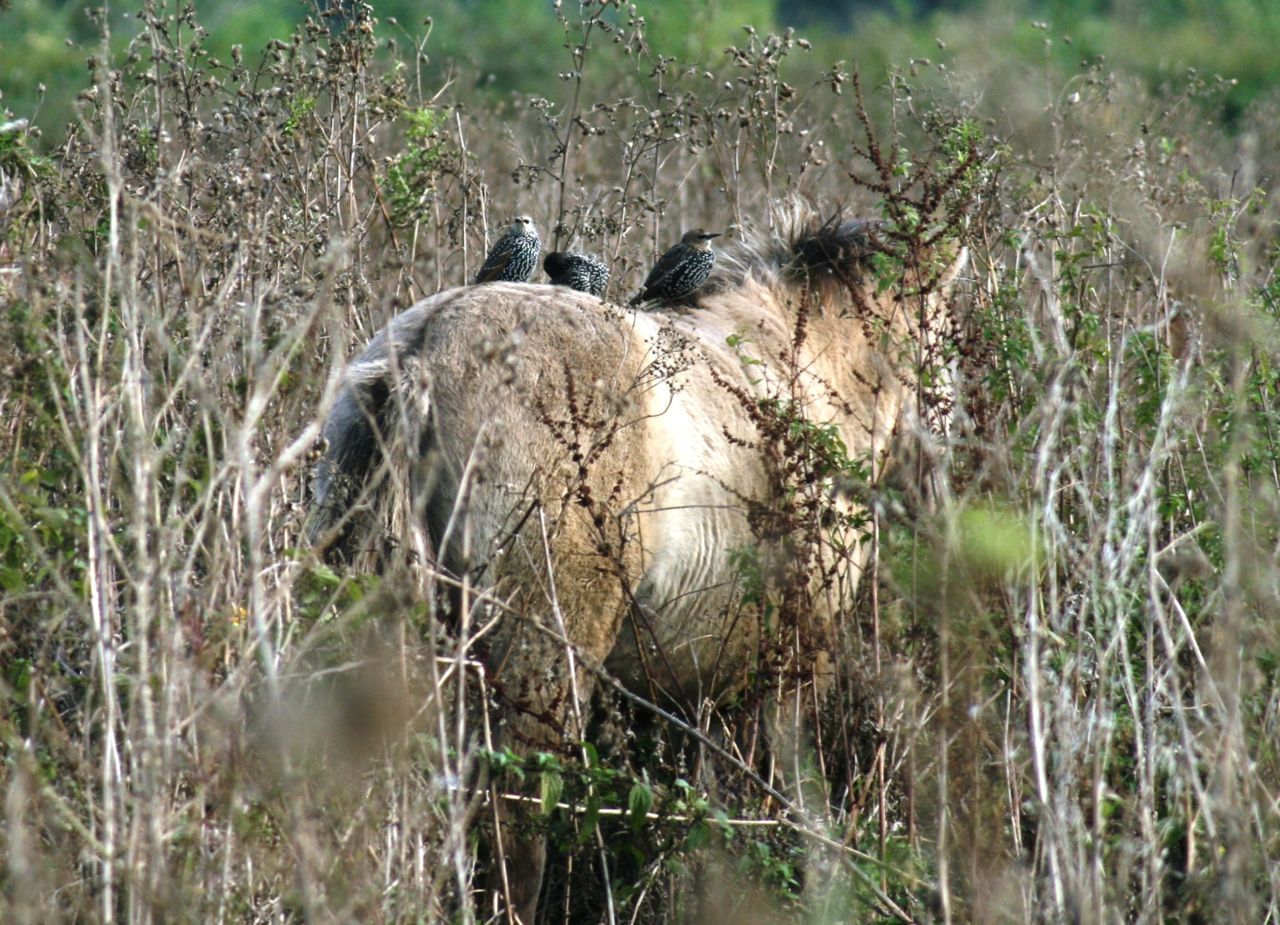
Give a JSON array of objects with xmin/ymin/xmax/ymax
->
[
  {"xmin": 473, "ymin": 215, "xmax": 541, "ymax": 283},
  {"xmin": 544, "ymin": 251, "xmax": 610, "ymax": 297},
  {"xmin": 628, "ymin": 229, "xmax": 721, "ymax": 306}
]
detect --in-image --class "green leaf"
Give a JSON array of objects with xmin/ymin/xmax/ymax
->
[
  {"xmin": 686, "ymin": 819, "xmax": 711, "ymax": 851},
  {"xmin": 628, "ymin": 779, "xmax": 653, "ymax": 830},
  {"xmin": 712, "ymin": 808, "xmax": 735, "ymax": 840},
  {"xmin": 309, "ymin": 562, "xmax": 342, "ymax": 587},
  {"xmin": 539, "ymin": 769, "xmax": 563, "ymax": 816},
  {"xmin": 579, "ymin": 795, "xmax": 601, "ymax": 844}
]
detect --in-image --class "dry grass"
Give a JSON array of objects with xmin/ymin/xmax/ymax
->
[{"xmin": 2, "ymin": 2, "xmax": 1279, "ymax": 923}]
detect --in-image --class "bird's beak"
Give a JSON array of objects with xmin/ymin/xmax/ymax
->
[{"xmin": 706, "ymin": 233, "xmax": 722, "ymax": 239}]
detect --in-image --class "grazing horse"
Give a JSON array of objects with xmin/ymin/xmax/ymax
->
[{"xmin": 309, "ymin": 212, "xmax": 963, "ymax": 923}]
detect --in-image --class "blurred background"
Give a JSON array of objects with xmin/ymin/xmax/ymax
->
[{"xmin": 3, "ymin": 0, "xmax": 1277, "ymax": 145}]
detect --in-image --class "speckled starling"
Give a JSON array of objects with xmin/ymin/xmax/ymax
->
[
  {"xmin": 544, "ymin": 251, "xmax": 610, "ymax": 297},
  {"xmin": 628, "ymin": 229, "xmax": 721, "ymax": 306},
  {"xmin": 473, "ymin": 215, "xmax": 541, "ymax": 283}
]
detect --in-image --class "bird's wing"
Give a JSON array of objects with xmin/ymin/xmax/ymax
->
[
  {"xmin": 639, "ymin": 246, "xmax": 683, "ymax": 292},
  {"xmin": 474, "ymin": 237, "xmax": 514, "ymax": 282}
]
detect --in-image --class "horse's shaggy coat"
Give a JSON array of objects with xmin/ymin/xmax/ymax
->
[{"xmin": 310, "ymin": 215, "xmax": 959, "ymax": 922}]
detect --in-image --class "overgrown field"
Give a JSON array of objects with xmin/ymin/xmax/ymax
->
[{"xmin": 2, "ymin": 2, "xmax": 1279, "ymax": 923}]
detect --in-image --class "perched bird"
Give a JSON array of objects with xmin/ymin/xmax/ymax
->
[
  {"xmin": 474, "ymin": 215, "xmax": 541, "ymax": 283},
  {"xmin": 628, "ymin": 229, "xmax": 721, "ymax": 306},
  {"xmin": 544, "ymin": 251, "xmax": 610, "ymax": 297}
]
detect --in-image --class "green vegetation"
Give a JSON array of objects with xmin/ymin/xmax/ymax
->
[
  {"xmin": 4, "ymin": 0, "xmax": 1280, "ymax": 146},
  {"xmin": 1, "ymin": 0, "xmax": 1279, "ymax": 922}
]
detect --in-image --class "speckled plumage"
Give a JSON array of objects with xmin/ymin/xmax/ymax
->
[
  {"xmin": 544, "ymin": 251, "xmax": 610, "ymax": 297},
  {"xmin": 474, "ymin": 216, "xmax": 541, "ymax": 283},
  {"xmin": 628, "ymin": 229, "xmax": 720, "ymax": 306}
]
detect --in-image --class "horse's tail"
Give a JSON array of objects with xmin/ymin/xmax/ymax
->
[{"xmin": 307, "ymin": 304, "xmax": 435, "ymax": 565}]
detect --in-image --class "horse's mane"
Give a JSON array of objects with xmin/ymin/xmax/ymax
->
[{"xmin": 702, "ymin": 204, "xmax": 882, "ymax": 306}]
